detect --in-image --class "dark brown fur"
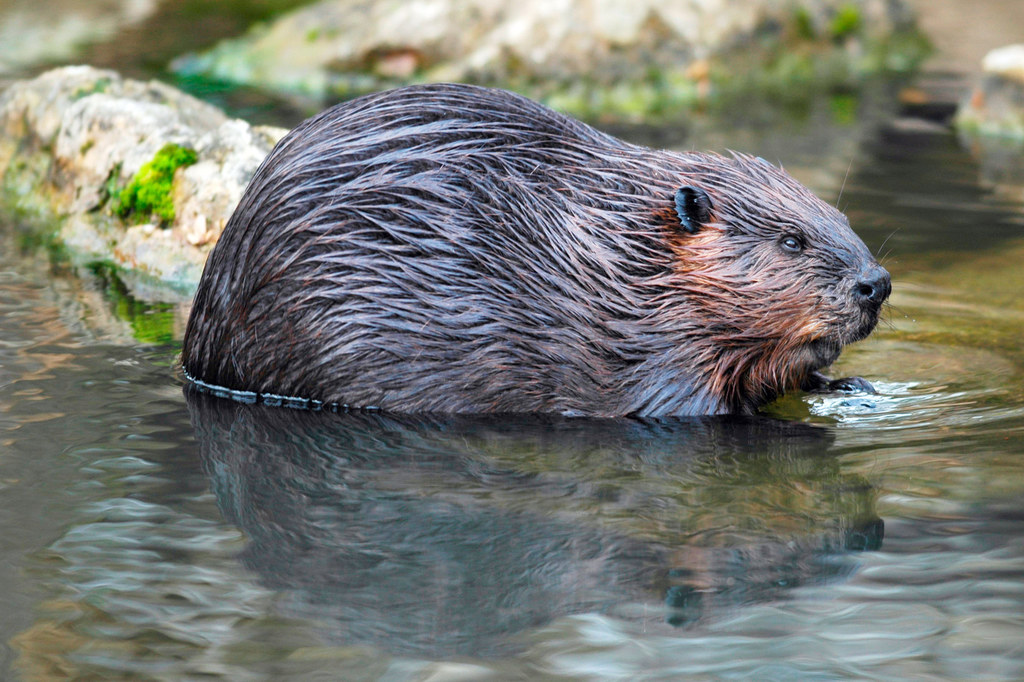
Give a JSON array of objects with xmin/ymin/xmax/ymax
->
[{"xmin": 182, "ymin": 83, "xmax": 889, "ymax": 417}]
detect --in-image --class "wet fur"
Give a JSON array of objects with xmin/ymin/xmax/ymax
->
[{"xmin": 183, "ymin": 83, "xmax": 884, "ymax": 417}]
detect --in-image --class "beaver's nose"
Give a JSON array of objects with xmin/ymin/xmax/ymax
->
[{"xmin": 854, "ymin": 265, "xmax": 891, "ymax": 306}]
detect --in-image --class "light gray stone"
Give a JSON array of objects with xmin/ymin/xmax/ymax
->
[
  {"xmin": 54, "ymin": 94, "xmax": 197, "ymax": 214},
  {"xmin": 0, "ymin": 0, "xmax": 156, "ymax": 77},
  {"xmin": 982, "ymin": 44, "xmax": 1024, "ymax": 84},
  {"xmin": 174, "ymin": 0, "xmax": 916, "ymax": 105},
  {"xmin": 957, "ymin": 44, "xmax": 1024, "ymax": 138},
  {"xmin": 176, "ymin": 120, "xmax": 286, "ymax": 247},
  {"xmin": 0, "ymin": 66, "xmax": 286, "ymax": 295}
]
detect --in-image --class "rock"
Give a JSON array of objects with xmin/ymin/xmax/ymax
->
[
  {"xmin": 54, "ymin": 94, "xmax": 207, "ymax": 215},
  {"xmin": 983, "ymin": 44, "xmax": 1024, "ymax": 85},
  {"xmin": 175, "ymin": 120, "xmax": 285, "ymax": 248},
  {"xmin": 0, "ymin": 0, "xmax": 156, "ymax": 79},
  {"xmin": 956, "ymin": 44, "xmax": 1024, "ymax": 138},
  {"xmin": 113, "ymin": 222, "xmax": 206, "ymax": 288},
  {"xmin": 900, "ymin": 0, "xmax": 1024, "ymax": 77},
  {"xmin": 173, "ymin": 0, "xmax": 920, "ymax": 114},
  {"xmin": 0, "ymin": 66, "xmax": 286, "ymax": 294}
]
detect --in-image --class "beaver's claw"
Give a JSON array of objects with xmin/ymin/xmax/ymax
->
[{"xmin": 804, "ymin": 371, "xmax": 876, "ymax": 394}]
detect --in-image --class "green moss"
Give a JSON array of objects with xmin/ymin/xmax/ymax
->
[
  {"xmin": 71, "ymin": 77, "xmax": 113, "ymax": 101},
  {"xmin": 114, "ymin": 143, "xmax": 198, "ymax": 225},
  {"xmin": 793, "ymin": 7, "xmax": 817, "ymax": 41},
  {"xmin": 12, "ymin": 225, "xmax": 69, "ymax": 265},
  {"xmin": 0, "ymin": 151, "xmax": 60, "ymax": 229},
  {"xmin": 829, "ymin": 4, "xmax": 863, "ymax": 41},
  {"xmin": 864, "ymin": 28, "xmax": 932, "ymax": 73},
  {"xmin": 510, "ymin": 25, "xmax": 926, "ymax": 120},
  {"xmin": 828, "ymin": 92, "xmax": 858, "ymax": 124},
  {"xmin": 100, "ymin": 162, "xmax": 123, "ymax": 207}
]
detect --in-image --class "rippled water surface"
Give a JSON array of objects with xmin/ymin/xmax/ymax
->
[{"xmin": 3, "ymin": 80, "xmax": 1024, "ymax": 681}]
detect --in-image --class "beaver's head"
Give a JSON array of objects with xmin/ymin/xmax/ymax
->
[{"xmin": 655, "ymin": 153, "xmax": 889, "ymax": 411}]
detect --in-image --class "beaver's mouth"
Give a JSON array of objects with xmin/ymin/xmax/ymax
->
[
  {"xmin": 802, "ymin": 310, "xmax": 880, "ymax": 374},
  {"xmin": 848, "ymin": 314, "xmax": 880, "ymax": 344},
  {"xmin": 846, "ymin": 286, "xmax": 887, "ymax": 344},
  {"xmin": 805, "ymin": 338, "xmax": 843, "ymax": 372}
]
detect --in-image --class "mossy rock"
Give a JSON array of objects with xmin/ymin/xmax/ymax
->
[{"xmin": 114, "ymin": 143, "xmax": 198, "ymax": 224}]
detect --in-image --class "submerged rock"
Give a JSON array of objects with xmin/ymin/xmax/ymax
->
[
  {"xmin": 957, "ymin": 44, "xmax": 1024, "ymax": 138},
  {"xmin": 0, "ymin": 66, "xmax": 286, "ymax": 293},
  {"xmin": 173, "ymin": 0, "xmax": 922, "ymax": 115}
]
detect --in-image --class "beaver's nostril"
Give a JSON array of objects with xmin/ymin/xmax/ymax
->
[{"xmin": 854, "ymin": 267, "xmax": 891, "ymax": 305}]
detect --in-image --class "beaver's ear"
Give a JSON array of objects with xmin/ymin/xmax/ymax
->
[{"xmin": 674, "ymin": 186, "xmax": 712, "ymax": 235}]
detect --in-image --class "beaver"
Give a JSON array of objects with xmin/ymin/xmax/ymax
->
[{"xmin": 182, "ymin": 83, "xmax": 890, "ymax": 417}]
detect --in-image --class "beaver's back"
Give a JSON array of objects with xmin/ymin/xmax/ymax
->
[{"xmin": 182, "ymin": 84, "xmax": 684, "ymax": 415}]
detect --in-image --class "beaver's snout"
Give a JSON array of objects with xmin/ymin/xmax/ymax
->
[
  {"xmin": 853, "ymin": 264, "xmax": 891, "ymax": 309},
  {"xmin": 846, "ymin": 262, "xmax": 890, "ymax": 343}
]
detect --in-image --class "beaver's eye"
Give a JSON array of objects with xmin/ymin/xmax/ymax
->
[{"xmin": 779, "ymin": 235, "xmax": 804, "ymax": 254}]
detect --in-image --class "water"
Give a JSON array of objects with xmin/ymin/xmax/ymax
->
[
  {"xmin": 2, "ymin": 11, "xmax": 1024, "ymax": 679},
  {"xmin": 2, "ymin": 98, "xmax": 1022, "ymax": 680}
]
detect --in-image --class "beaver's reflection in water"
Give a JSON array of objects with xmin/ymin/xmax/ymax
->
[{"xmin": 187, "ymin": 389, "xmax": 882, "ymax": 657}]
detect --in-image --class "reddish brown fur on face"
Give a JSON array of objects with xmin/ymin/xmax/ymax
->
[
  {"xmin": 643, "ymin": 152, "xmax": 885, "ymax": 413},
  {"xmin": 658, "ymin": 225, "xmax": 825, "ymax": 408},
  {"xmin": 182, "ymin": 83, "xmax": 888, "ymax": 417}
]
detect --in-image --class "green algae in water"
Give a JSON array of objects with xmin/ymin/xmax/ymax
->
[
  {"xmin": 88, "ymin": 262, "xmax": 177, "ymax": 344},
  {"xmin": 115, "ymin": 143, "xmax": 198, "ymax": 225}
]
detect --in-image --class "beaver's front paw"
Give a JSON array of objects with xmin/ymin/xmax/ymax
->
[
  {"xmin": 804, "ymin": 371, "xmax": 876, "ymax": 394},
  {"xmin": 827, "ymin": 376, "xmax": 876, "ymax": 393}
]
